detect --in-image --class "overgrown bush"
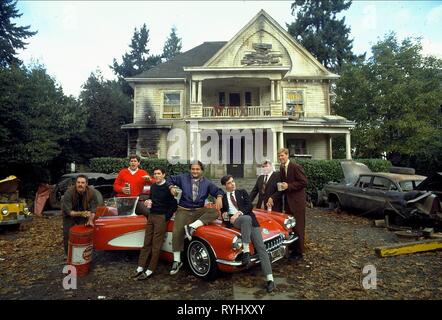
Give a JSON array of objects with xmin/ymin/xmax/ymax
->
[
  {"xmin": 89, "ymin": 157, "xmax": 189, "ymax": 176},
  {"xmin": 294, "ymin": 158, "xmax": 391, "ymax": 200}
]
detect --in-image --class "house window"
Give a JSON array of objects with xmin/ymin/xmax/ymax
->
[
  {"xmin": 287, "ymin": 139, "xmax": 307, "ymax": 156},
  {"xmin": 285, "ymin": 90, "xmax": 304, "ymax": 116},
  {"xmin": 162, "ymin": 92, "xmax": 181, "ymax": 119},
  {"xmin": 245, "ymin": 92, "xmax": 252, "ymax": 106}
]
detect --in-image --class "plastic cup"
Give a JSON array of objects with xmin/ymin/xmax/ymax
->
[
  {"xmin": 277, "ymin": 182, "xmax": 284, "ymax": 191},
  {"xmin": 174, "ymin": 188, "xmax": 182, "ymax": 201}
]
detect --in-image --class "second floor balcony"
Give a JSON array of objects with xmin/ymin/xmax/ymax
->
[{"xmin": 202, "ymin": 105, "xmax": 272, "ymax": 117}]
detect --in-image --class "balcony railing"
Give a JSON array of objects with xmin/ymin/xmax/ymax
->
[{"xmin": 202, "ymin": 105, "xmax": 271, "ymax": 117}]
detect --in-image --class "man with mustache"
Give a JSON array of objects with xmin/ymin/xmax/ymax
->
[{"xmin": 61, "ymin": 174, "xmax": 100, "ymax": 254}]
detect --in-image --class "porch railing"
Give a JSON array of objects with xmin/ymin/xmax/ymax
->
[{"xmin": 202, "ymin": 105, "xmax": 271, "ymax": 117}]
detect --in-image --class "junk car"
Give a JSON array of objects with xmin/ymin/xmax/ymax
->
[
  {"xmin": 321, "ymin": 161, "xmax": 441, "ymax": 227},
  {"xmin": 0, "ymin": 176, "xmax": 32, "ymax": 227}
]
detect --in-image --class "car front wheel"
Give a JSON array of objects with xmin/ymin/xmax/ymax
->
[{"xmin": 186, "ymin": 238, "xmax": 218, "ymax": 281}]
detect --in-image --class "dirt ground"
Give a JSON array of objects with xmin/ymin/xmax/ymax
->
[{"xmin": 1, "ymin": 205, "xmax": 441, "ymax": 300}]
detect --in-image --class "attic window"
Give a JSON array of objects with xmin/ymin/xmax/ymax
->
[{"xmin": 162, "ymin": 92, "xmax": 181, "ymax": 119}]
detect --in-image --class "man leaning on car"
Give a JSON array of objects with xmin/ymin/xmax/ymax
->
[
  {"xmin": 167, "ymin": 160, "xmax": 224, "ymax": 275},
  {"xmin": 61, "ymin": 174, "xmax": 99, "ymax": 254}
]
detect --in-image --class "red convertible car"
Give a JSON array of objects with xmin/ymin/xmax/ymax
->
[{"xmin": 93, "ymin": 197, "xmax": 297, "ymax": 280}]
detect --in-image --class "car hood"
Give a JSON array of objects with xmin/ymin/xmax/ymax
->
[
  {"xmin": 0, "ymin": 176, "xmax": 19, "ymax": 193},
  {"xmin": 340, "ymin": 161, "xmax": 372, "ymax": 185},
  {"xmin": 416, "ymin": 172, "xmax": 442, "ymax": 192}
]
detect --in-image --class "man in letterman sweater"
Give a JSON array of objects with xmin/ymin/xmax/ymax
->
[
  {"xmin": 113, "ymin": 154, "xmax": 152, "ymax": 215},
  {"xmin": 133, "ymin": 166, "xmax": 177, "ymax": 280}
]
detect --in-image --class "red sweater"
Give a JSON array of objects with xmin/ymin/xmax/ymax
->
[{"xmin": 113, "ymin": 168, "xmax": 152, "ymax": 197}]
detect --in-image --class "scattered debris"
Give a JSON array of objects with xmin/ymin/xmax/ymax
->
[
  {"xmin": 422, "ymin": 228, "xmax": 434, "ymax": 238},
  {"xmin": 375, "ymin": 239, "xmax": 442, "ymax": 257},
  {"xmin": 374, "ymin": 219, "xmax": 386, "ymax": 228},
  {"xmin": 394, "ymin": 230, "xmax": 423, "ymax": 239}
]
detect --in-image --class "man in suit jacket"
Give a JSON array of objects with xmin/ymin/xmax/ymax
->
[
  {"xmin": 250, "ymin": 160, "xmax": 282, "ymax": 212},
  {"xmin": 220, "ymin": 175, "xmax": 275, "ymax": 293},
  {"xmin": 278, "ymin": 148, "xmax": 308, "ymax": 261}
]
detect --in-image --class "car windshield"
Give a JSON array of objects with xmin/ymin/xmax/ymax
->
[
  {"xmin": 107, "ymin": 197, "xmax": 139, "ymax": 216},
  {"xmin": 399, "ymin": 180, "xmax": 424, "ymax": 192}
]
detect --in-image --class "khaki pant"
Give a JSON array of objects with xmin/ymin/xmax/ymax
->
[
  {"xmin": 138, "ymin": 214, "xmax": 167, "ymax": 271},
  {"xmin": 172, "ymin": 206, "xmax": 218, "ymax": 252}
]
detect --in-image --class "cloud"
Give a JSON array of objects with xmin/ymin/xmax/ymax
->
[
  {"xmin": 394, "ymin": 8, "xmax": 411, "ymax": 27},
  {"xmin": 422, "ymin": 38, "xmax": 442, "ymax": 59},
  {"xmin": 426, "ymin": 5, "xmax": 442, "ymax": 25},
  {"xmin": 61, "ymin": 4, "xmax": 79, "ymax": 31},
  {"xmin": 361, "ymin": 4, "xmax": 377, "ymax": 31}
]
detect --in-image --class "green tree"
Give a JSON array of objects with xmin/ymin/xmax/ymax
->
[
  {"xmin": 111, "ymin": 23, "xmax": 162, "ymax": 96},
  {"xmin": 78, "ymin": 71, "xmax": 132, "ymax": 160},
  {"xmin": 334, "ymin": 33, "xmax": 442, "ymax": 173},
  {"xmin": 162, "ymin": 26, "xmax": 182, "ymax": 61},
  {"xmin": 287, "ymin": 0, "xmax": 357, "ymax": 72},
  {"xmin": 0, "ymin": 63, "xmax": 87, "ymax": 192},
  {"xmin": 0, "ymin": 0, "xmax": 37, "ymax": 67},
  {"xmin": 0, "ymin": 63, "xmax": 86, "ymax": 165}
]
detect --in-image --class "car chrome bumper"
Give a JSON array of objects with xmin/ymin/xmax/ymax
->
[
  {"xmin": 0, "ymin": 215, "xmax": 32, "ymax": 225},
  {"xmin": 283, "ymin": 233, "xmax": 299, "ymax": 245},
  {"xmin": 216, "ymin": 245, "xmax": 287, "ymax": 267}
]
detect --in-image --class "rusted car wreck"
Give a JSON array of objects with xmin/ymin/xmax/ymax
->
[{"xmin": 320, "ymin": 161, "xmax": 442, "ymax": 228}]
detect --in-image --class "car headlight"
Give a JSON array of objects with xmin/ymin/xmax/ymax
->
[
  {"xmin": 284, "ymin": 216, "xmax": 296, "ymax": 229},
  {"xmin": 231, "ymin": 236, "xmax": 243, "ymax": 250},
  {"xmin": 1, "ymin": 207, "xmax": 8, "ymax": 216}
]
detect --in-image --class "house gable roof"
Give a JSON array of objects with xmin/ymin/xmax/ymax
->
[
  {"xmin": 202, "ymin": 10, "xmax": 338, "ymax": 78},
  {"xmin": 126, "ymin": 41, "xmax": 226, "ymax": 80}
]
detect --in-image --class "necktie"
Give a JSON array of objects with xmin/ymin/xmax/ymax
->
[
  {"xmin": 230, "ymin": 192, "xmax": 239, "ymax": 210},
  {"xmin": 280, "ymin": 164, "xmax": 286, "ymax": 181},
  {"xmin": 262, "ymin": 175, "xmax": 268, "ymax": 193},
  {"xmin": 192, "ymin": 179, "xmax": 199, "ymax": 202}
]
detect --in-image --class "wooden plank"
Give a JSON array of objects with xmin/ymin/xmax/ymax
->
[{"xmin": 375, "ymin": 239, "xmax": 442, "ymax": 257}]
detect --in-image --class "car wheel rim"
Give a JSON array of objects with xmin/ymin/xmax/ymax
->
[{"xmin": 188, "ymin": 240, "xmax": 210, "ymax": 276}]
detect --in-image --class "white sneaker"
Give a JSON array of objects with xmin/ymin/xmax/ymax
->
[
  {"xmin": 137, "ymin": 269, "xmax": 153, "ymax": 281},
  {"xmin": 170, "ymin": 261, "xmax": 183, "ymax": 275}
]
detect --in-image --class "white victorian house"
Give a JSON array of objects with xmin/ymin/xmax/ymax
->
[{"xmin": 123, "ymin": 10, "xmax": 355, "ymax": 178}]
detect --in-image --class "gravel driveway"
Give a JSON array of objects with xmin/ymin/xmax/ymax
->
[{"xmin": 1, "ymin": 179, "xmax": 441, "ymax": 300}]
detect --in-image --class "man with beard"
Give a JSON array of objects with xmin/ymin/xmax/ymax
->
[{"xmin": 61, "ymin": 174, "xmax": 99, "ymax": 254}]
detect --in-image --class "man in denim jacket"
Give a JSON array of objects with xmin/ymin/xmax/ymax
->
[{"xmin": 167, "ymin": 160, "xmax": 224, "ymax": 275}]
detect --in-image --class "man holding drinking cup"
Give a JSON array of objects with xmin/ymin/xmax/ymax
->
[
  {"xmin": 277, "ymin": 148, "xmax": 308, "ymax": 262},
  {"xmin": 113, "ymin": 154, "xmax": 152, "ymax": 215}
]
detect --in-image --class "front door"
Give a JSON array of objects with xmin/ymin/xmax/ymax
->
[
  {"xmin": 229, "ymin": 93, "xmax": 240, "ymax": 106},
  {"xmin": 226, "ymin": 136, "xmax": 244, "ymax": 178}
]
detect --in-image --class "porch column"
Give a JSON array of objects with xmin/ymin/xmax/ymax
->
[
  {"xmin": 271, "ymin": 129, "xmax": 277, "ymax": 163},
  {"xmin": 276, "ymin": 80, "xmax": 281, "ymax": 101},
  {"xmin": 191, "ymin": 81, "xmax": 197, "ymax": 103},
  {"xmin": 195, "ymin": 130, "xmax": 202, "ymax": 161},
  {"xmin": 197, "ymin": 81, "xmax": 202, "ymax": 104},
  {"xmin": 270, "ymin": 80, "xmax": 275, "ymax": 102},
  {"xmin": 328, "ymin": 135, "xmax": 333, "ymax": 160},
  {"xmin": 278, "ymin": 131, "xmax": 284, "ymax": 150},
  {"xmin": 345, "ymin": 132, "xmax": 351, "ymax": 160},
  {"xmin": 189, "ymin": 122, "xmax": 201, "ymax": 161}
]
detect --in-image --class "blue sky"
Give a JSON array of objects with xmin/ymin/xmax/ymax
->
[{"xmin": 16, "ymin": 1, "xmax": 442, "ymax": 97}]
